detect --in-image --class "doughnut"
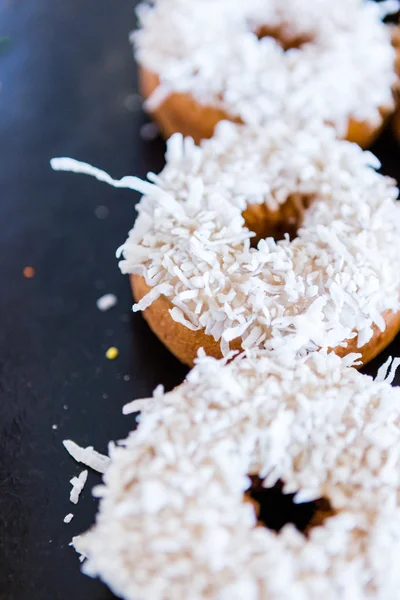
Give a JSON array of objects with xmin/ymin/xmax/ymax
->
[
  {"xmin": 133, "ymin": 0, "xmax": 399, "ymax": 147},
  {"xmin": 114, "ymin": 120, "xmax": 400, "ymax": 367},
  {"xmin": 50, "ymin": 120, "xmax": 400, "ymax": 367},
  {"xmin": 391, "ymin": 25, "xmax": 400, "ymax": 141},
  {"xmin": 74, "ymin": 350, "xmax": 400, "ymax": 599}
]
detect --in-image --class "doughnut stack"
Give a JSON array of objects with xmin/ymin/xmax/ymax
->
[{"xmin": 53, "ymin": 1, "xmax": 400, "ymax": 598}]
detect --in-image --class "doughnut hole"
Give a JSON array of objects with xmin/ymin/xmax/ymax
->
[
  {"xmin": 245, "ymin": 476, "xmax": 335, "ymax": 535},
  {"xmin": 254, "ymin": 25, "xmax": 312, "ymax": 50},
  {"xmin": 243, "ymin": 193, "xmax": 314, "ymax": 246}
]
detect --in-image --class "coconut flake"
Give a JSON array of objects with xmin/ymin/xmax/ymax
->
[
  {"xmin": 377, "ymin": 356, "xmax": 400, "ymax": 385},
  {"xmin": 96, "ymin": 294, "xmax": 117, "ymax": 312},
  {"xmin": 63, "ymin": 440, "xmax": 110, "ymax": 474},
  {"xmin": 69, "ymin": 470, "xmax": 88, "ymax": 505},
  {"xmin": 50, "ymin": 158, "xmax": 158, "ymax": 196},
  {"xmin": 376, "ymin": 356, "xmax": 393, "ymax": 382},
  {"xmin": 63, "ymin": 513, "xmax": 74, "ymax": 524}
]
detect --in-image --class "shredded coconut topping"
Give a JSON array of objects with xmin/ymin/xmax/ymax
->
[
  {"xmin": 76, "ymin": 350, "xmax": 400, "ymax": 599},
  {"xmin": 114, "ymin": 120, "xmax": 400, "ymax": 358},
  {"xmin": 133, "ymin": 0, "xmax": 397, "ymax": 132}
]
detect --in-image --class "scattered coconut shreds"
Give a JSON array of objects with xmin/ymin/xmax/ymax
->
[
  {"xmin": 376, "ymin": 356, "xmax": 400, "ymax": 384},
  {"xmin": 133, "ymin": 0, "xmax": 397, "ymax": 130},
  {"xmin": 75, "ymin": 350, "xmax": 400, "ymax": 600},
  {"xmin": 96, "ymin": 293, "xmax": 117, "ymax": 312},
  {"xmin": 64, "ymin": 513, "xmax": 74, "ymax": 524},
  {"xmin": 69, "ymin": 469, "xmax": 88, "ymax": 505},
  {"xmin": 63, "ymin": 440, "xmax": 110, "ymax": 474},
  {"xmin": 376, "ymin": 356, "xmax": 393, "ymax": 382},
  {"xmin": 50, "ymin": 157, "xmax": 152, "ymax": 194},
  {"xmin": 140, "ymin": 122, "xmax": 160, "ymax": 141},
  {"xmin": 386, "ymin": 357, "xmax": 400, "ymax": 385}
]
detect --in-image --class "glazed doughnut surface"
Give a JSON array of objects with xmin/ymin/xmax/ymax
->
[
  {"xmin": 133, "ymin": 0, "xmax": 398, "ymax": 139},
  {"xmin": 116, "ymin": 121, "xmax": 400, "ymax": 362},
  {"xmin": 75, "ymin": 351, "xmax": 400, "ymax": 600}
]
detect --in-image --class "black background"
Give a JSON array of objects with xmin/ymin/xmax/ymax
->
[{"xmin": 0, "ymin": 2, "xmax": 399, "ymax": 599}]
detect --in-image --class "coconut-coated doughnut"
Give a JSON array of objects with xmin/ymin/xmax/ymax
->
[
  {"xmin": 133, "ymin": 0, "xmax": 398, "ymax": 147},
  {"xmin": 391, "ymin": 25, "xmax": 400, "ymax": 141},
  {"xmin": 117, "ymin": 121, "xmax": 400, "ymax": 366},
  {"xmin": 74, "ymin": 350, "xmax": 400, "ymax": 600}
]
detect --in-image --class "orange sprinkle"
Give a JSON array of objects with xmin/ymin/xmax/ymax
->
[{"xmin": 23, "ymin": 266, "xmax": 36, "ymax": 279}]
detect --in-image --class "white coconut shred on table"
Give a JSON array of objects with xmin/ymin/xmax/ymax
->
[
  {"xmin": 96, "ymin": 293, "xmax": 118, "ymax": 312},
  {"xmin": 69, "ymin": 470, "xmax": 89, "ymax": 505},
  {"xmin": 64, "ymin": 513, "xmax": 74, "ymax": 524},
  {"xmin": 63, "ymin": 440, "xmax": 110, "ymax": 474}
]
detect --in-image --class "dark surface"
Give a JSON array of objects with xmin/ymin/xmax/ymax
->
[
  {"xmin": 0, "ymin": 2, "xmax": 399, "ymax": 600},
  {"xmin": 0, "ymin": 2, "xmax": 187, "ymax": 599}
]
